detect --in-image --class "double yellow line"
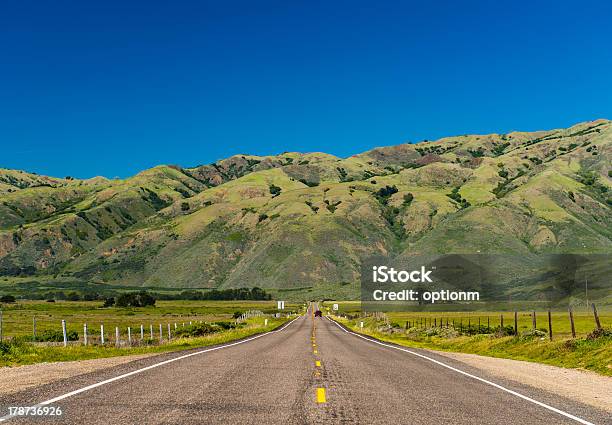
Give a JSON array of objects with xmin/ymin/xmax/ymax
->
[{"xmin": 311, "ymin": 303, "xmax": 326, "ymax": 404}]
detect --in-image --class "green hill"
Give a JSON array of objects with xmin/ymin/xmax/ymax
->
[{"xmin": 1, "ymin": 120, "xmax": 610, "ymax": 300}]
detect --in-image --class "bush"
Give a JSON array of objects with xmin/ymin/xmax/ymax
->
[
  {"xmin": 102, "ymin": 297, "xmax": 115, "ymax": 307},
  {"xmin": 269, "ymin": 184, "xmax": 282, "ymax": 197},
  {"xmin": 520, "ymin": 328, "xmax": 547, "ymax": 339},
  {"xmin": 115, "ymin": 291, "xmax": 156, "ymax": 308},
  {"xmin": 35, "ymin": 329, "xmax": 79, "ymax": 342},
  {"xmin": 0, "ymin": 295, "xmax": 16, "ymax": 303},
  {"xmin": 586, "ymin": 327, "xmax": 612, "ymax": 340}
]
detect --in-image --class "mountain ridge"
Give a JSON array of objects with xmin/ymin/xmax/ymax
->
[{"xmin": 1, "ymin": 120, "xmax": 610, "ymax": 298}]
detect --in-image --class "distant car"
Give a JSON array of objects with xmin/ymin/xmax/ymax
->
[{"xmin": 314, "ymin": 310, "xmax": 323, "ymax": 317}]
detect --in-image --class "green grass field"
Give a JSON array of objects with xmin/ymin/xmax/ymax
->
[
  {"xmin": 0, "ymin": 300, "xmax": 302, "ymax": 341},
  {"xmin": 322, "ymin": 302, "xmax": 612, "ymax": 376},
  {"xmin": 0, "ymin": 316, "xmax": 291, "ymax": 367},
  {"xmin": 323, "ymin": 301, "xmax": 610, "ymax": 338}
]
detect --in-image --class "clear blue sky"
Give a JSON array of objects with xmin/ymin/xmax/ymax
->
[{"xmin": 2, "ymin": 0, "xmax": 611, "ymax": 178}]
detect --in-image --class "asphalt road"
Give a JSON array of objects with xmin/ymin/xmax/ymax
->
[{"xmin": 0, "ymin": 307, "xmax": 609, "ymax": 424}]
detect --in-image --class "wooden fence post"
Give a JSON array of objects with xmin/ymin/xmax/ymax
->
[
  {"xmin": 140, "ymin": 324, "xmax": 144, "ymax": 340},
  {"xmin": 434, "ymin": 318, "xmax": 437, "ymax": 327},
  {"xmin": 547, "ymin": 310, "xmax": 553, "ymax": 341},
  {"xmin": 101, "ymin": 324, "xmax": 105, "ymax": 344},
  {"xmin": 514, "ymin": 311, "xmax": 518, "ymax": 335},
  {"xmin": 487, "ymin": 317, "xmax": 490, "ymax": 332},
  {"xmin": 500, "ymin": 314, "xmax": 504, "ymax": 328},
  {"xmin": 115, "ymin": 327, "xmax": 120, "ymax": 347},
  {"xmin": 159, "ymin": 324, "xmax": 163, "ymax": 341},
  {"xmin": 62, "ymin": 320, "xmax": 67, "ymax": 347},
  {"xmin": 150, "ymin": 324, "xmax": 153, "ymax": 339},
  {"xmin": 84, "ymin": 323, "xmax": 88, "ymax": 346},
  {"xmin": 592, "ymin": 303, "xmax": 602, "ymax": 329},
  {"xmin": 532, "ymin": 311, "xmax": 536, "ymax": 330},
  {"xmin": 128, "ymin": 327, "xmax": 132, "ymax": 345},
  {"xmin": 167, "ymin": 323, "xmax": 171, "ymax": 340},
  {"xmin": 568, "ymin": 307, "xmax": 576, "ymax": 338}
]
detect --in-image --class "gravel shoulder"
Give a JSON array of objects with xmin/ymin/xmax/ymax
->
[
  {"xmin": 0, "ymin": 353, "xmax": 158, "ymax": 396},
  {"xmin": 433, "ymin": 350, "xmax": 612, "ymax": 413}
]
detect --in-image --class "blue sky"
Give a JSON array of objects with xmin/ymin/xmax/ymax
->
[{"xmin": 1, "ymin": 0, "xmax": 611, "ymax": 178}]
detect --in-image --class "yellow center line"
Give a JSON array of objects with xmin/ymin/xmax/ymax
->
[
  {"xmin": 316, "ymin": 388, "xmax": 326, "ymax": 403},
  {"xmin": 315, "ymin": 360, "xmax": 321, "ymax": 367},
  {"xmin": 313, "ymin": 349, "xmax": 318, "ymax": 354}
]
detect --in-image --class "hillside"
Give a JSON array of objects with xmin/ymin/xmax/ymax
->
[{"xmin": 1, "ymin": 120, "xmax": 610, "ymax": 299}]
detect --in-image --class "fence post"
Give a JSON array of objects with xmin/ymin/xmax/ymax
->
[
  {"xmin": 265, "ymin": 319, "xmax": 268, "ymax": 326},
  {"xmin": 568, "ymin": 307, "xmax": 576, "ymax": 338},
  {"xmin": 101, "ymin": 324, "xmax": 105, "ymax": 344},
  {"xmin": 174, "ymin": 323, "xmax": 177, "ymax": 330},
  {"xmin": 591, "ymin": 303, "xmax": 602, "ymax": 329},
  {"xmin": 115, "ymin": 327, "xmax": 120, "ymax": 347},
  {"xmin": 150, "ymin": 324, "xmax": 153, "ymax": 339},
  {"xmin": 500, "ymin": 315, "xmax": 503, "ymax": 328},
  {"xmin": 128, "ymin": 327, "xmax": 132, "ymax": 345},
  {"xmin": 532, "ymin": 311, "xmax": 536, "ymax": 330},
  {"xmin": 62, "ymin": 320, "xmax": 68, "ymax": 347},
  {"xmin": 33, "ymin": 316, "xmax": 37, "ymax": 341},
  {"xmin": 514, "ymin": 311, "xmax": 518, "ymax": 335},
  {"xmin": 84, "ymin": 323, "xmax": 88, "ymax": 346},
  {"xmin": 487, "ymin": 317, "xmax": 490, "ymax": 332},
  {"xmin": 159, "ymin": 324, "xmax": 163, "ymax": 342},
  {"xmin": 547, "ymin": 310, "xmax": 553, "ymax": 341},
  {"xmin": 140, "ymin": 324, "xmax": 144, "ymax": 340},
  {"xmin": 434, "ymin": 318, "xmax": 437, "ymax": 327},
  {"xmin": 167, "ymin": 323, "xmax": 171, "ymax": 340},
  {"xmin": 360, "ymin": 321, "xmax": 364, "ymax": 329}
]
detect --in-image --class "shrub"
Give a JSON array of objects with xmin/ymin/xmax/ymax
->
[
  {"xmin": 403, "ymin": 193, "xmax": 414, "ymax": 206},
  {"xmin": 269, "ymin": 184, "xmax": 282, "ymax": 197},
  {"xmin": 181, "ymin": 202, "xmax": 190, "ymax": 211},
  {"xmin": 102, "ymin": 297, "xmax": 115, "ymax": 307},
  {"xmin": 374, "ymin": 185, "xmax": 398, "ymax": 204},
  {"xmin": 0, "ymin": 295, "xmax": 16, "ymax": 303},
  {"xmin": 115, "ymin": 291, "xmax": 156, "ymax": 308},
  {"xmin": 36, "ymin": 329, "xmax": 79, "ymax": 342}
]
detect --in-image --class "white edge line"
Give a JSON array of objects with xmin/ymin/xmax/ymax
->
[
  {"xmin": 0, "ymin": 316, "xmax": 302, "ymax": 422},
  {"xmin": 325, "ymin": 316, "xmax": 595, "ymax": 425}
]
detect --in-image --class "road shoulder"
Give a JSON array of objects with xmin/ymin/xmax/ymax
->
[{"xmin": 432, "ymin": 350, "xmax": 612, "ymax": 413}]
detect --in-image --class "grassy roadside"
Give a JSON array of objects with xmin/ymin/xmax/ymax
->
[
  {"xmin": 0, "ymin": 317, "xmax": 290, "ymax": 367},
  {"xmin": 332, "ymin": 316, "xmax": 612, "ymax": 376}
]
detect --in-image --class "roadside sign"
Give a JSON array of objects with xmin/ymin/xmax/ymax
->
[
  {"xmin": 277, "ymin": 300, "xmax": 285, "ymax": 310},
  {"xmin": 332, "ymin": 303, "xmax": 339, "ymax": 311}
]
